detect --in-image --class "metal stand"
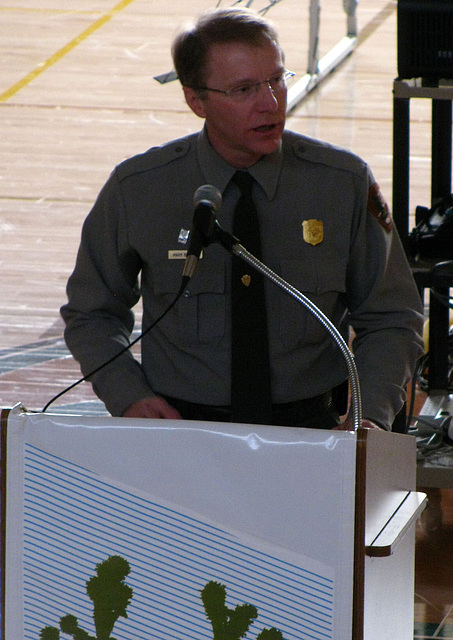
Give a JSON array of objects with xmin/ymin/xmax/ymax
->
[
  {"xmin": 287, "ymin": 0, "xmax": 357, "ymax": 112},
  {"xmin": 392, "ymin": 79, "xmax": 453, "ymax": 395},
  {"xmin": 392, "ymin": 79, "xmax": 453, "ymax": 246},
  {"xmin": 393, "ymin": 81, "xmax": 453, "ymax": 488}
]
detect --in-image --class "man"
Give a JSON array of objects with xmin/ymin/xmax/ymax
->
[{"xmin": 61, "ymin": 7, "xmax": 424, "ymax": 430}]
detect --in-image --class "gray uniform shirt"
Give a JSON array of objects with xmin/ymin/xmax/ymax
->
[{"xmin": 61, "ymin": 128, "xmax": 424, "ymax": 428}]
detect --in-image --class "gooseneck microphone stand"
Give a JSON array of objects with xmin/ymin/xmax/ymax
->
[{"xmin": 212, "ymin": 221, "xmax": 363, "ymax": 432}]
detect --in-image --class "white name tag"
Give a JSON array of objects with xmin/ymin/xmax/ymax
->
[
  {"xmin": 168, "ymin": 250, "xmax": 203, "ymax": 260},
  {"xmin": 168, "ymin": 250, "xmax": 187, "ymax": 260}
]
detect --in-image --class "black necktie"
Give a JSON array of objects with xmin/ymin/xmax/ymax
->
[{"xmin": 230, "ymin": 171, "xmax": 272, "ymax": 424}]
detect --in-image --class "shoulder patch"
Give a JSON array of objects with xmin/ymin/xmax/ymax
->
[{"xmin": 367, "ymin": 183, "xmax": 393, "ymax": 232}]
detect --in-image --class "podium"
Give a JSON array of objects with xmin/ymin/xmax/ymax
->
[{"xmin": 1, "ymin": 405, "xmax": 425, "ymax": 640}]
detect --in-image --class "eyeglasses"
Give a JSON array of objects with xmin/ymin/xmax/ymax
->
[{"xmin": 196, "ymin": 70, "xmax": 295, "ymax": 102}]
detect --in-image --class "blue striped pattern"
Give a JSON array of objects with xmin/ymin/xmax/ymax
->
[{"xmin": 21, "ymin": 444, "xmax": 334, "ymax": 640}]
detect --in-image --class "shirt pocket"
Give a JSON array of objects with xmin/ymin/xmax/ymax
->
[
  {"xmin": 278, "ymin": 258, "xmax": 346, "ymax": 348},
  {"xmin": 152, "ymin": 259, "xmax": 227, "ymax": 346}
]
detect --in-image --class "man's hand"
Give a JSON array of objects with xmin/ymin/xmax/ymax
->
[
  {"xmin": 334, "ymin": 418, "xmax": 384, "ymax": 431},
  {"xmin": 122, "ymin": 396, "xmax": 182, "ymax": 420}
]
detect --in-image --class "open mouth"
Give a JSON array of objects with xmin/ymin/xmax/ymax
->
[{"xmin": 254, "ymin": 124, "xmax": 276, "ymax": 133}]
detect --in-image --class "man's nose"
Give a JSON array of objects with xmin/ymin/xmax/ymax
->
[{"xmin": 256, "ymin": 81, "xmax": 279, "ymax": 110}]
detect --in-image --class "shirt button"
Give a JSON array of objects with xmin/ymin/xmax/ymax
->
[{"xmin": 183, "ymin": 289, "xmax": 190, "ymax": 297}]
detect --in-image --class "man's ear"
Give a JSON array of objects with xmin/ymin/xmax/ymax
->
[{"xmin": 183, "ymin": 86, "xmax": 207, "ymax": 119}]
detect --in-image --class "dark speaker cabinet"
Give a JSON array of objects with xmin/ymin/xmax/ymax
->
[{"xmin": 398, "ymin": 0, "xmax": 453, "ymax": 81}]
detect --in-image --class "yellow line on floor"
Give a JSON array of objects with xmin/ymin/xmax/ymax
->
[{"xmin": 0, "ymin": 0, "xmax": 139, "ymax": 103}]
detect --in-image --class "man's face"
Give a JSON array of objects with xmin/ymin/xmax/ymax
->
[{"xmin": 184, "ymin": 40, "xmax": 287, "ymax": 168}]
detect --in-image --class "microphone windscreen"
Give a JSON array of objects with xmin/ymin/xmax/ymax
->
[{"xmin": 193, "ymin": 185, "xmax": 222, "ymax": 211}]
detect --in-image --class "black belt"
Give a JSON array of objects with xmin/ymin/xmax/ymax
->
[{"xmin": 161, "ymin": 391, "xmax": 340, "ymax": 429}]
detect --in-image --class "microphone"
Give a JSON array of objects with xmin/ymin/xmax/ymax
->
[{"xmin": 182, "ymin": 185, "xmax": 222, "ymax": 280}]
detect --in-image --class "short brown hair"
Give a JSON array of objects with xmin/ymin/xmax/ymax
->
[{"xmin": 171, "ymin": 7, "xmax": 281, "ymax": 90}]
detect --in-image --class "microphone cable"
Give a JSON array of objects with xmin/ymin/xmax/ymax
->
[{"xmin": 41, "ymin": 279, "xmax": 188, "ymax": 413}]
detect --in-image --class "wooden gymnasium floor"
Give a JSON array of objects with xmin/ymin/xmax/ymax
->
[{"xmin": 0, "ymin": 1, "xmax": 452, "ymax": 638}]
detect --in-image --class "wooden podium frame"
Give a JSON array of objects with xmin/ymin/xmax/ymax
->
[{"xmin": 1, "ymin": 406, "xmax": 425, "ymax": 640}]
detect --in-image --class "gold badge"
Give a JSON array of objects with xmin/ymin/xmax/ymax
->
[
  {"xmin": 241, "ymin": 275, "xmax": 251, "ymax": 287},
  {"xmin": 302, "ymin": 219, "xmax": 324, "ymax": 246}
]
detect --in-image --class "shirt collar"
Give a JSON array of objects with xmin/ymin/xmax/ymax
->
[{"xmin": 196, "ymin": 125, "xmax": 283, "ymax": 200}]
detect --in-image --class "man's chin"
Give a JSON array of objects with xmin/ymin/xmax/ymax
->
[{"xmin": 254, "ymin": 137, "xmax": 283, "ymax": 157}]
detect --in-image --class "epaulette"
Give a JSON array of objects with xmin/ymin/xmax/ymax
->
[
  {"xmin": 289, "ymin": 133, "xmax": 366, "ymax": 177},
  {"xmin": 115, "ymin": 136, "xmax": 193, "ymax": 181}
]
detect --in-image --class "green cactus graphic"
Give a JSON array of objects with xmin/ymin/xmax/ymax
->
[
  {"xmin": 255, "ymin": 629, "xmax": 285, "ymax": 640},
  {"xmin": 86, "ymin": 555, "xmax": 133, "ymax": 640},
  {"xmin": 39, "ymin": 555, "xmax": 133, "ymax": 640},
  {"xmin": 38, "ymin": 558, "xmax": 285, "ymax": 640},
  {"xmin": 200, "ymin": 581, "xmax": 258, "ymax": 640},
  {"xmin": 200, "ymin": 581, "xmax": 285, "ymax": 640}
]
